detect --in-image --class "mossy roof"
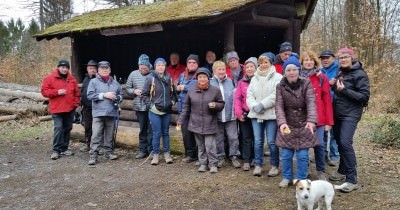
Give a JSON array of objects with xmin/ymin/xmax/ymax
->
[{"xmin": 35, "ymin": 0, "xmax": 260, "ymax": 39}]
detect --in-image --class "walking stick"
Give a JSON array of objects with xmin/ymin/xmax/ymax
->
[
  {"xmin": 112, "ymin": 105, "xmax": 121, "ymax": 150},
  {"xmin": 326, "ymin": 130, "xmax": 331, "ymax": 161}
]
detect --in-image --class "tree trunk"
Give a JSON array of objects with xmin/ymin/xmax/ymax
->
[
  {"xmin": 0, "ymin": 114, "xmax": 17, "ymax": 122},
  {"xmin": 0, "ymin": 88, "xmax": 47, "ymax": 102},
  {"xmin": 0, "ymin": 102, "xmax": 47, "ymax": 115}
]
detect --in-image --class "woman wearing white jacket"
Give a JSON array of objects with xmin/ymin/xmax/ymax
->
[{"xmin": 247, "ymin": 52, "xmax": 283, "ymax": 177}]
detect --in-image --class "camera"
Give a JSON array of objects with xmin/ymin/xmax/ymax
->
[{"xmin": 113, "ymin": 95, "xmax": 122, "ymax": 107}]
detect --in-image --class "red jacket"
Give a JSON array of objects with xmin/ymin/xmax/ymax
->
[
  {"xmin": 41, "ymin": 69, "xmax": 80, "ymax": 114},
  {"xmin": 309, "ymin": 73, "xmax": 334, "ymax": 126},
  {"xmin": 167, "ymin": 64, "xmax": 186, "ymax": 85},
  {"xmin": 274, "ymin": 64, "xmax": 283, "ymax": 74}
]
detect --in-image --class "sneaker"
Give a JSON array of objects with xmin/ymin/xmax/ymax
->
[
  {"xmin": 327, "ymin": 159, "xmax": 339, "ymax": 167},
  {"xmin": 329, "ymin": 171, "xmax": 346, "ymax": 181},
  {"xmin": 279, "ymin": 179, "xmax": 291, "ymax": 188},
  {"xmin": 336, "ymin": 182, "xmax": 360, "ymax": 193},
  {"xmin": 194, "ymin": 161, "xmax": 201, "ymax": 166},
  {"xmin": 317, "ymin": 171, "xmax": 327, "ymax": 180},
  {"xmin": 164, "ymin": 152, "xmax": 173, "ymax": 164},
  {"xmin": 210, "ymin": 166, "xmax": 218, "ymax": 173},
  {"xmin": 231, "ymin": 156, "xmax": 241, "ymax": 168},
  {"xmin": 80, "ymin": 145, "xmax": 89, "ymax": 152},
  {"xmin": 88, "ymin": 156, "xmax": 97, "ymax": 165},
  {"xmin": 253, "ymin": 166, "xmax": 262, "ymax": 177},
  {"xmin": 98, "ymin": 148, "xmax": 104, "ymax": 156},
  {"xmin": 242, "ymin": 163, "xmax": 250, "ymax": 171},
  {"xmin": 60, "ymin": 150, "xmax": 74, "ymax": 156},
  {"xmin": 264, "ymin": 151, "xmax": 271, "ymax": 156},
  {"xmin": 105, "ymin": 153, "xmax": 118, "ymax": 160},
  {"xmin": 50, "ymin": 152, "xmax": 59, "ymax": 160},
  {"xmin": 135, "ymin": 152, "xmax": 148, "ymax": 159},
  {"xmin": 217, "ymin": 158, "xmax": 225, "ymax": 168},
  {"xmin": 182, "ymin": 156, "xmax": 196, "ymax": 163},
  {"xmin": 267, "ymin": 166, "xmax": 279, "ymax": 177},
  {"xmin": 151, "ymin": 154, "xmax": 159, "ymax": 165},
  {"xmin": 198, "ymin": 165, "xmax": 208, "ymax": 172}
]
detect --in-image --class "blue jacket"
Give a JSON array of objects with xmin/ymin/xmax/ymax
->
[
  {"xmin": 321, "ymin": 60, "xmax": 339, "ymax": 101},
  {"xmin": 177, "ymin": 72, "xmax": 197, "ymax": 113},
  {"xmin": 210, "ymin": 75, "xmax": 236, "ymax": 122},
  {"xmin": 87, "ymin": 74, "xmax": 122, "ymax": 118}
]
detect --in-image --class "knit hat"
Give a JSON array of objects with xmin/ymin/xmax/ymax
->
[
  {"xmin": 154, "ymin": 57, "xmax": 167, "ymax": 67},
  {"xmin": 57, "ymin": 60, "xmax": 70, "ymax": 69},
  {"xmin": 196, "ymin": 67, "xmax": 211, "ymax": 79},
  {"xmin": 259, "ymin": 52, "xmax": 275, "ymax": 64},
  {"xmin": 226, "ymin": 51, "xmax": 240, "ymax": 61},
  {"xmin": 86, "ymin": 60, "xmax": 97, "ymax": 66},
  {"xmin": 244, "ymin": 57, "xmax": 258, "ymax": 69},
  {"xmin": 337, "ymin": 47, "xmax": 354, "ymax": 58},
  {"xmin": 186, "ymin": 54, "xmax": 199, "ymax": 64},
  {"xmin": 279, "ymin": 42, "xmax": 292, "ymax": 53},
  {"xmin": 282, "ymin": 55, "xmax": 301, "ymax": 72},
  {"xmin": 138, "ymin": 54, "xmax": 152, "ymax": 69},
  {"xmin": 98, "ymin": 61, "xmax": 110, "ymax": 68}
]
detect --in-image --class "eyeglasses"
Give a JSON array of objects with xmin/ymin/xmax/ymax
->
[{"xmin": 338, "ymin": 56, "xmax": 351, "ymax": 60}]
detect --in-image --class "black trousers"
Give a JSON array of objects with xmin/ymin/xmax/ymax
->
[
  {"xmin": 82, "ymin": 107, "xmax": 93, "ymax": 147},
  {"xmin": 181, "ymin": 117, "xmax": 197, "ymax": 159},
  {"xmin": 239, "ymin": 118, "xmax": 254, "ymax": 163},
  {"xmin": 136, "ymin": 111, "xmax": 152, "ymax": 154}
]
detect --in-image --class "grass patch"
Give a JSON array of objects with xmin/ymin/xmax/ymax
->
[
  {"xmin": 0, "ymin": 121, "xmax": 52, "ymax": 142},
  {"xmin": 371, "ymin": 116, "xmax": 400, "ymax": 148}
]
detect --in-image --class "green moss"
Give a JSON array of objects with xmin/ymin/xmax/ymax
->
[{"xmin": 35, "ymin": 0, "xmax": 257, "ymax": 38}]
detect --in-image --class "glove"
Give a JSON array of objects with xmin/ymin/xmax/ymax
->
[{"xmin": 253, "ymin": 103, "xmax": 265, "ymax": 114}]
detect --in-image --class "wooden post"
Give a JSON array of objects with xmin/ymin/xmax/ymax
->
[
  {"xmin": 70, "ymin": 37, "xmax": 81, "ymax": 82},
  {"xmin": 224, "ymin": 22, "xmax": 235, "ymax": 53},
  {"xmin": 292, "ymin": 19, "xmax": 302, "ymax": 53},
  {"xmin": 284, "ymin": 18, "xmax": 294, "ymax": 44}
]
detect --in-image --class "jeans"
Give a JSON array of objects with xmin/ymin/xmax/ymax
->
[
  {"xmin": 82, "ymin": 107, "xmax": 93, "ymax": 147},
  {"xmin": 324, "ymin": 129, "xmax": 340, "ymax": 161},
  {"xmin": 313, "ymin": 126, "xmax": 326, "ymax": 172},
  {"xmin": 149, "ymin": 112, "xmax": 171, "ymax": 154},
  {"xmin": 239, "ymin": 118, "xmax": 254, "ymax": 163},
  {"xmin": 181, "ymin": 117, "xmax": 197, "ymax": 159},
  {"xmin": 216, "ymin": 121, "xmax": 240, "ymax": 159},
  {"xmin": 251, "ymin": 119, "xmax": 279, "ymax": 167},
  {"xmin": 333, "ymin": 119, "xmax": 359, "ymax": 184},
  {"xmin": 281, "ymin": 148, "xmax": 309, "ymax": 180},
  {"xmin": 52, "ymin": 111, "xmax": 74, "ymax": 153},
  {"xmin": 90, "ymin": 116, "xmax": 115, "ymax": 155},
  {"xmin": 194, "ymin": 133, "xmax": 218, "ymax": 167},
  {"xmin": 136, "ymin": 111, "xmax": 152, "ymax": 154}
]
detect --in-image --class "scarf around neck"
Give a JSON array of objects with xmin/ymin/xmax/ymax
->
[{"xmin": 197, "ymin": 81, "xmax": 209, "ymax": 90}]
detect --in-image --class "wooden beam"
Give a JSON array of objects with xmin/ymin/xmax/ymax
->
[
  {"xmin": 71, "ymin": 37, "xmax": 81, "ymax": 82},
  {"xmin": 292, "ymin": 19, "xmax": 302, "ymax": 53},
  {"xmin": 100, "ymin": 24, "xmax": 163, "ymax": 36},
  {"xmin": 223, "ymin": 22, "xmax": 235, "ymax": 53},
  {"xmin": 236, "ymin": 16, "xmax": 290, "ymax": 28},
  {"xmin": 284, "ymin": 18, "xmax": 294, "ymax": 44},
  {"xmin": 256, "ymin": 3, "xmax": 296, "ymax": 19}
]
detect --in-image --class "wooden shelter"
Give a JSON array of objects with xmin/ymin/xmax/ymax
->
[{"xmin": 35, "ymin": 0, "xmax": 317, "ymax": 82}]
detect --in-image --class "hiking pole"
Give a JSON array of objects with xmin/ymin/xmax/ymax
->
[
  {"xmin": 326, "ymin": 130, "xmax": 331, "ymax": 161},
  {"xmin": 112, "ymin": 103, "xmax": 121, "ymax": 150}
]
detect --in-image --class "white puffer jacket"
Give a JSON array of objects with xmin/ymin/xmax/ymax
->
[{"xmin": 246, "ymin": 66, "xmax": 283, "ymax": 120}]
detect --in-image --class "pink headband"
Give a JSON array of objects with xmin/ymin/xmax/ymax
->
[{"xmin": 337, "ymin": 47, "xmax": 354, "ymax": 58}]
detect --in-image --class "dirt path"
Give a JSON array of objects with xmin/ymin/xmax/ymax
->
[{"xmin": 0, "ymin": 119, "xmax": 399, "ymax": 209}]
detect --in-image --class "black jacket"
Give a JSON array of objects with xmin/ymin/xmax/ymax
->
[
  {"xmin": 142, "ymin": 71, "xmax": 177, "ymax": 113},
  {"xmin": 80, "ymin": 74, "xmax": 95, "ymax": 108},
  {"xmin": 334, "ymin": 61, "xmax": 370, "ymax": 121}
]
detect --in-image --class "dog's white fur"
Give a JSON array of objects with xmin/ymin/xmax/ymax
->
[{"xmin": 294, "ymin": 179, "xmax": 335, "ymax": 210}]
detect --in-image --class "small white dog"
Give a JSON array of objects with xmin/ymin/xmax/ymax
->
[{"xmin": 294, "ymin": 179, "xmax": 335, "ymax": 210}]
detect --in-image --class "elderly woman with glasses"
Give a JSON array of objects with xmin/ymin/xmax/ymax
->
[{"xmin": 275, "ymin": 55, "xmax": 318, "ymax": 187}]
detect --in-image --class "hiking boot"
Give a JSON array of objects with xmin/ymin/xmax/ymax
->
[
  {"xmin": 80, "ymin": 144, "xmax": 89, "ymax": 152},
  {"xmin": 198, "ymin": 165, "xmax": 208, "ymax": 172},
  {"xmin": 329, "ymin": 171, "xmax": 346, "ymax": 181},
  {"xmin": 164, "ymin": 152, "xmax": 173, "ymax": 164},
  {"xmin": 105, "ymin": 153, "xmax": 118, "ymax": 160},
  {"xmin": 279, "ymin": 179, "xmax": 291, "ymax": 188},
  {"xmin": 210, "ymin": 166, "xmax": 218, "ymax": 173},
  {"xmin": 268, "ymin": 166, "xmax": 279, "ymax": 177},
  {"xmin": 98, "ymin": 148, "xmax": 104, "ymax": 156},
  {"xmin": 253, "ymin": 166, "xmax": 262, "ymax": 177},
  {"xmin": 327, "ymin": 159, "xmax": 339, "ymax": 167},
  {"xmin": 182, "ymin": 156, "xmax": 196, "ymax": 163},
  {"xmin": 135, "ymin": 152, "xmax": 147, "ymax": 159},
  {"xmin": 60, "ymin": 150, "xmax": 74, "ymax": 156},
  {"xmin": 88, "ymin": 156, "xmax": 97, "ymax": 165},
  {"xmin": 242, "ymin": 163, "xmax": 250, "ymax": 171},
  {"xmin": 317, "ymin": 171, "xmax": 328, "ymax": 180},
  {"xmin": 50, "ymin": 152, "xmax": 59, "ymax": 160},
  {"xmin": 231, "ymin": 156, "xmax": 241, "ymax": 168},
  {"xmin": 337, "ymin": 182, "xmax": 360, "ymax": 193},
  {"xmin": 151, "ymin": 154, "xmax": 159, "ymax": 165},
  {"xmin": 217, "ymin": 158, "xmax": 225, "ymax": 168}
]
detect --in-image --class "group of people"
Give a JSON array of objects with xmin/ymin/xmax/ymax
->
[{"xmin": 40, "ymin": 41, "xmax": 370, "ymax": 193}]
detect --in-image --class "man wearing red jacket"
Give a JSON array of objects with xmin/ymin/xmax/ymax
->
[{"xmin": 41, "ymin": 60, "xmax": 80, "ymax": 160}]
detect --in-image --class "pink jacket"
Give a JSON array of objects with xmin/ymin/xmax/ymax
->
[{"xmin": 234, "ymin": 76, "xmax": 251, "ymax": 118}]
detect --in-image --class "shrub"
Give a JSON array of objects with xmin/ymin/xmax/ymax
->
[{"xmin": 372, "ymin": 117, "xmax": 400, "ymax": 148}]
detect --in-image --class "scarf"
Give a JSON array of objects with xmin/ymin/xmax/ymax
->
[
  {"xmin": 197, "ymin": 81, "xmax": 209, "ymax": 90},
  {"xmin": 300, "ymin": 68, "xmax": 318, "ymax": 78},
  {"xmin": 58, "ymin": 70, "xmax": 68, "ymax": 79},
  {"xmin": 284, "ymin": 77, "xmax": 301, "ymax": 90},
  {"xmin": 101, "ymin": 75, "xmax": 110, "ymax": 82}
]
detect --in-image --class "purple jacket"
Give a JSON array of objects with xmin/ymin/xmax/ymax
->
[{"xmin": 234, "ymin": 76, "xmax": 251, "ymax": 118}]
